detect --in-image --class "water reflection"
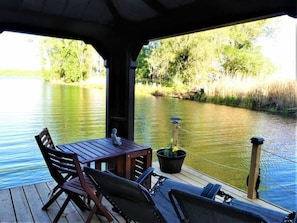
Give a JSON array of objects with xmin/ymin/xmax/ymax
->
[
  {"xmin": 0, "ymin": 76, "xmax": 296, "ymax": 210},
  {"xmin": 135, "ymin": 93, "xmax": 297, "ymax": 211}
]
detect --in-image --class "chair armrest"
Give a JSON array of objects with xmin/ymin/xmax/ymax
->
[
  {"xmin": 135, "ymin": 167, "xmax": 154, "ymax": 184},
  {"xmin": 201, "ymin": 183, "xmax": 222, "ymax": 199},
  {"xmin": 201, "ymin": 183, "xmax": 214, "ymax": 197},
  {"xmin": 207, "ymin": 184, "xmax": 222, "ymax": 199}
]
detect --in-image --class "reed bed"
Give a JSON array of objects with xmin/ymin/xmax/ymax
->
[
  {"xmin": 145, "ymin": 74, "xmax": 297, "ymax": 115},
  {"xmin": 203, "ymin": 75, "xmax": 297, "ymax": 113}
]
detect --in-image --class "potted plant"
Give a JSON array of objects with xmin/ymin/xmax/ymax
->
[{"xmin": 156, "ymin": 139, "xmax": 186, "ymax": 173}]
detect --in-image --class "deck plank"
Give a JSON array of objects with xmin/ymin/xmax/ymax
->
[
  {"xmin": 23, "ymin": 184, "xmax": 51, "ymax": 222},
  {"xmin": 0, "ymin": 188, "xmax": 16, "ymax": 222},
  {"xmin": 36, "ymin": 181, "xmax": 123, "ymax": 223},
  {"xmin": 0, "ymin": 162, "xmax": 290, "ymax": 223},
  {"xmin": 153, "ymin": 163, "xmax": 289, "ymax": 213},
  {"xmin": 48, "ymin": 182, "xmax": 91, "ymax": 223},
  {"xmin": 11, "ymin": 186, "xmax": 34, "ymax": 222},
  {"xmin": 35, "ymin": 181, "xmax": 62, "ymax": 222}
]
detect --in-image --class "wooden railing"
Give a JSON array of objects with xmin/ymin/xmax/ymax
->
[{"xmin": 247, "ymin": 137, "xmax": 264, "ymax": 199}]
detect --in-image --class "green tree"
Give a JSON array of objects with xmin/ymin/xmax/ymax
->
[
  {"xmin": 40, "ymin": 37, "xmax": 94, "ymax": 83},
  {"xmin": 136, "ymin": 44, "xmax": 152, "ymax": 83},
  {"xmin": 146, "ymin": 40, "xmax": 172, "ymax": 86},
  {"xmin": 144, "ymin": 18, "xmax": 276, "ymax": 86},
  {"xmin": 218, "ymin": 20, "xmax": 276, "ymax": 77},
  {"xmin": 147, "ymin": 32, "xmax": 220, "ymax": 87}
]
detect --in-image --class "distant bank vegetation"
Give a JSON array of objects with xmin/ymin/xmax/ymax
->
[
  {"xmin": 0, "ymin": 69, "xmax": 41, "ymax": 77},
  {"xmin": 1, "ymin": 17, "xmax": 296, "ymax": 117},
  {"xmin": 0, "ymin": 68, "xmax": 296, "ymax": 117},
  {"xmin": 144, "ymin": 75, "xmax": 297, "ymax": 117}
]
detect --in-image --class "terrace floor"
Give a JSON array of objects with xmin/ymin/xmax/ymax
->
[{"xmin": 0, "ymin": 162, "xmax": 289, "ymax": 223}]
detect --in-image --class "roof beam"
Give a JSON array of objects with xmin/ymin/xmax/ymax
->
[
  {"xmin": 143, "ymin": 0, "xmax": 169, "ymax": 14},
  {"xmin": 103, "ymin": 0, "xmax": 122, "ymax": 23}
]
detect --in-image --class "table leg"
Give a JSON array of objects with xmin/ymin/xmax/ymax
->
[
  {"xmin": 116, "ymin": 156, "xmax": 125, "ymax": 177},
  {"xmin": 95, "ymin": 161, "xmax": 102, "ymax": 170},
  {"xmin": 125, "ymin": 154, "xmax": 132, "ymax": 179},
  {"xmin": 125, "ymin": 149, "xmax": 152, "ymax": 187}
]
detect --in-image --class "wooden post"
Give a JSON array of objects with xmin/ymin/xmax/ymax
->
[
  {"xmin": 171, "ymin": 117, "xmax": 181, "ymax": 146},
  {"xmin": 247, "ymin": 137, "xmax": 264, "ymax": 199}
]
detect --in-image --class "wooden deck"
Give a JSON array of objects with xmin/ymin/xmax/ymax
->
[{"xmin": 0, "ymin": 162, "xmax": 290, "ymax": 223}]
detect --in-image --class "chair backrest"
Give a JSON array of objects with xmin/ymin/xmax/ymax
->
[
  {"xmin": 35, "ymin": 127, "xmax": 56, "ymax": 149},
  {"xmin": 84, "ymin": 167, "xmax": 167, "ymax": 223},
  {"xmin": 35, "ymin": 128, "xmax": 80, "ymax": 183},
  {"xmin": 35, "ymin": 135, "xmax": 82, "ymax": 185},
  {"xmin": 230, "ymin": 198, "xmax": 294, "ymax": 223},
  {"xmin": 169, "ymin": 189, "xmax": 268, "ymax": 223}
]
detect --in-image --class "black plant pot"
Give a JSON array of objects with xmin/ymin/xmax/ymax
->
[{"xmin": 156, "ymin": 149, "xmax": 186, "ymax": 173}]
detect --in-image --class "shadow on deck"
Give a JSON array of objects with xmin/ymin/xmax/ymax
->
[{"xmin": 0, "ymin": 162, "xmax": 289, "ymax": 222}]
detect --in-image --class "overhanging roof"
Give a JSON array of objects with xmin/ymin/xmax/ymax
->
[{"xmin": 0, "ymin": 0, "xmax": 296, "ymax": 58}]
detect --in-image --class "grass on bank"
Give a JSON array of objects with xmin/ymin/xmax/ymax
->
[
  {"xmin": 0, "ymin": 69, "xmax": 41, "ymax": 77},
  {"xmin": 144, "ymin": 75, "xmax": 297, "ymax": 116},
  {"xmin": 0, "ymin": 70, "xmax": 107, "ymax": 90}
]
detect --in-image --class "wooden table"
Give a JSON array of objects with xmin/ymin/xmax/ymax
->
[{"xmin": 57, "ymin": 137, "xmax": 152, "ymax": 181}]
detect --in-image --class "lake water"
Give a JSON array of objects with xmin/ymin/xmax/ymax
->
[{"xmin": 0, "ymin": 76, "xmax": 296, "ymax": 211}]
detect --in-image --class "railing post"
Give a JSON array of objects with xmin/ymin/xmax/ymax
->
[
  {"xmin": 247, "ymin": 137, "xmax": 264, "ymax": 199},
  {"xmin": 171, "ymin": 117, "xmax": 181, "ymax": 146}
]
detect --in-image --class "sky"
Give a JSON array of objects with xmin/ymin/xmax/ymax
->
[
  {"xmin": 0, "ymin": 15, "xmax": 296, "ymax": 78},
  {"xmin": 0, "ymin": 31, "xmax": 41, "ymax": 70},
  {"xmin": 259, "ymin": 15, "xmax": 296, "ymax": 79}
]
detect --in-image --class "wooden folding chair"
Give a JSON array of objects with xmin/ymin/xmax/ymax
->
[
  {"xmin": 35, "ymin": 128, "xmax": 72, "ymax": 210},
  {"xmin": 35, "ymin": 137, "xmax": 113, "ymax": 223}
]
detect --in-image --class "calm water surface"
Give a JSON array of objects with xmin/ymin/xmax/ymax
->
[{"xmin": 0, "ymin": 76, "xmax": 296, "ymax": 211}]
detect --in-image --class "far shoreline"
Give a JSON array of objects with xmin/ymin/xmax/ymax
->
[{"xmin": 1, "ymin": 71, "xmax": 296, "ymax": 118}]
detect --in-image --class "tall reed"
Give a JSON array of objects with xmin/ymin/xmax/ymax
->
[{"xmin": 203, "ymin": 75, "xmax": 297, "ymax": 112}]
